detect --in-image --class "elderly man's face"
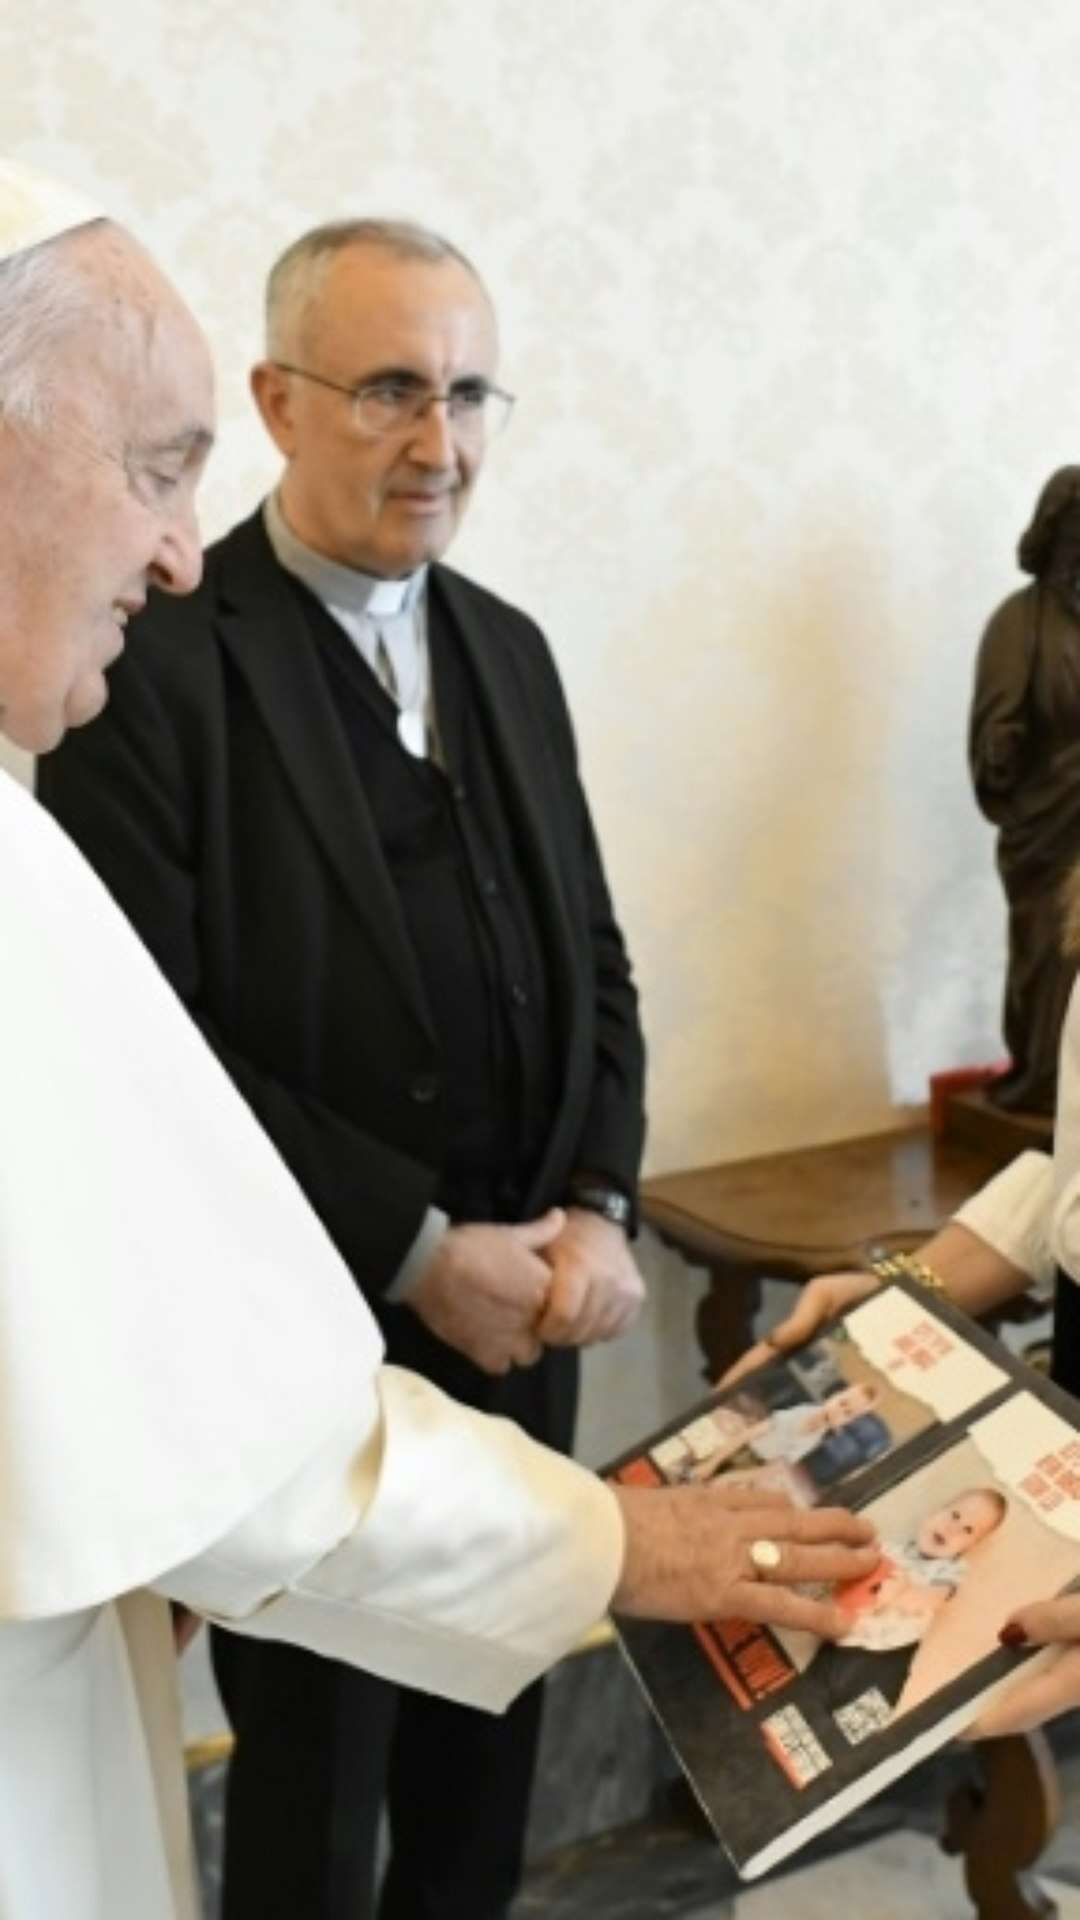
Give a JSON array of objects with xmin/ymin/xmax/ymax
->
[
  {"xmin": 253, "ymin": 247, "xmax": 498, "ymax": 578},
  {"xmin": 0, "ymin": 226, "xmax": 214, "ymax": 752}
]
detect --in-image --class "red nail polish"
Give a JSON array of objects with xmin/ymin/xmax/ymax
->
[{"xmin": 998, "ymin": 1622, "xmax": 1027, "ymax": 1648}]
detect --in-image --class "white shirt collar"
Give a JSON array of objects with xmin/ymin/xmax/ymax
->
[{"xmin": 263, "ymin": 492, "xmax": 428, "ymax": 617}]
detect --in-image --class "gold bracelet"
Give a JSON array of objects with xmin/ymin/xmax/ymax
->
[{"xmin": 869, "ymin": 1251, "xmax": 948, "ymax": 1295}]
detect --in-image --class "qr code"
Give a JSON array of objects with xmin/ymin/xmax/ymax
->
[
  {"xmin": 833, "ymin": 1688, "xmax": 892, "ymax": 1745},
  {"xmin": 761, "ymin": 1705, "xmax": 832, "ymax": 1787}
]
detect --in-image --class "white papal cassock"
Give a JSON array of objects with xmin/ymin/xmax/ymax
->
[{"xmin": 0, "ymin": 680, "xmax": 622, "ymax": 1908}]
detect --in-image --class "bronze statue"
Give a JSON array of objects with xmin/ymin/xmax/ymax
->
[{"xmin": 970, "ymin": 466, "xmax": 1080, "ymax": 1114}]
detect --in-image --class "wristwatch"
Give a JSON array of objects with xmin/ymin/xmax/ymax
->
[{"xmin": 566, "ymin": 1179, "xmax": 633, "ymax": 1231}]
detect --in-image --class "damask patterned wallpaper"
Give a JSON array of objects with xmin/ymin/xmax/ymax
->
[{"xmin": 7, "ymin": 0, "xmax": 1074, "ymax": 1171}]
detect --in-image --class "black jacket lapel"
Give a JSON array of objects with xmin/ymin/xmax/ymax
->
[{"xmin": 217, "ymin": 515, "xmax": 435, "ymax": 1042}]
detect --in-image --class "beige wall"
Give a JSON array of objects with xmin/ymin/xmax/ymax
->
[{"xmin": 10, "ymin": 0, "xmax": 1074, "ymax": 1172}]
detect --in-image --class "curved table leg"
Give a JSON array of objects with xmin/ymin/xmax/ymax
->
[
  {"xmin": 694, "ymin": 1261, "xmax": 763, "ymax": 1382},
  {"xmin": 941, "ymin": 1732, "xmax": 1060, "ymax": 1919}
]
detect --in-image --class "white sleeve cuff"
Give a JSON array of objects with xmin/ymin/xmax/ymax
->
[
  {"xmin": 952, "ymin": 1149, "xmax": 1055, "ymax": 1290},
  {"xmin": 384, "ymin": 1207, "xmax": 450, "ymax": 1303},
  {"xmin": 154, "ymin": 1365, "xmax": 625, "ymax": 1715}
]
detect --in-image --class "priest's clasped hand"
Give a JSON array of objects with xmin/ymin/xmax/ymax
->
[
  {"xmin": 408, "ymin": 1210, "xmax": 565, "ymax": 1373},
  {"xmin": 535, "ymin": 1206, "xmax": 646, "ymax": 1347},
  {"xmin": 408, "ymin": 1205, "xmax": 646, "ymax": 1373}
]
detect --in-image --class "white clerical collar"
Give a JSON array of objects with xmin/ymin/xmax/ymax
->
[{"xmin": 264, "ymin": 492, "xmax": 427, "ymax": 618}]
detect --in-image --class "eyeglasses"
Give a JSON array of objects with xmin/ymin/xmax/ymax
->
[{"xmin": 273, "ymin": 363, "xmax": 515, "ymax": 440}]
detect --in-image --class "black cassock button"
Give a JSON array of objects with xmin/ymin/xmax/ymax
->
[{"xmin": 409, "ymin": 1072, "xmax": 441, "ymax": 1104}]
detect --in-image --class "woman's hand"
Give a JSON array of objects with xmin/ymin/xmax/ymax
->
[
  {"xmin": 170, "ymin": 1601, "xmax": 203, "ymax": 1655},
  {"xmin": 719, "ymin": 1270, "xmax": 880, "ymax": 1388},
  {"xmin": 967, "ymin": 1596, "xmax": 1080, "ymax": 1738},
  {"xmin": 612, "ymin": 1480, "xmax": 879, "ymax": 1637}
]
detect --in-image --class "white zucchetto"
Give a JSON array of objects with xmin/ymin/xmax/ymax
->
[{"xmin": 0, "ymin": 156, "xmax": 103, "ymax": 263}]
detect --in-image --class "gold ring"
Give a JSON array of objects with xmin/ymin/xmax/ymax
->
[{"xmin": 749, "ymin": 1537, "xmax": 782, "ymax": 1575}]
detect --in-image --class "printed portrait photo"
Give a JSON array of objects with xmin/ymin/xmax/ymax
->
[
  {"xmin": 645, "ymin": 1326, "xmax": 935, "ymax": 1505},
  {"xmin": 783, "ymin": 1433, "xmax": 1080, "ymax": 1731}
]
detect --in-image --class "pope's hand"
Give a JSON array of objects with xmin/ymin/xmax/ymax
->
[
  {"xmin": 967, "ymin": 1596, "xmax": 1080, "ymax": 1738},
  {"xmin": 408, "ymin": 1212, "xmax": 564, "ymax": 1373},
  {"xmin": 535, "ymin": 1208, "xmax": 645, "ymax": 1347},
  {"xmin": 611, "ymin": 1481, "xmax": 879, "ymax": 1635},
  {"xmin": 719, "ymin": 1270, "xmax": 880, "ymax": 1388}
]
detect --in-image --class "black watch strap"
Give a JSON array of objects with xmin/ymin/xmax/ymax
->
[{"xmin": 566, "ymin": 1181, "xmax": 633, "ymax": 1230}]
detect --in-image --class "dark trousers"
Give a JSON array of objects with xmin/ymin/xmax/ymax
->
[
  {"xmin": 211, "ymin": 1342, "xmax": 577, "ymax": 1920},
  {"xmin": 1053, "ymin": 1267, "xmax": 1080, "ymax": 1397},
  {"xmin": 211, "ymin": 1631, "xmax": 545, "ymax": 1920}
]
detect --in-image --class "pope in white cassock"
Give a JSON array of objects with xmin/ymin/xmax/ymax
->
[{"xmin": 0, "ymin": 160, "xmax": 877, "ymax": 1919}]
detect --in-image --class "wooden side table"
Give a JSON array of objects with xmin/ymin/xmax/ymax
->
[{"xmin": 642, "ymin": 1123, "xmax": 1016, "ymax": 1378}]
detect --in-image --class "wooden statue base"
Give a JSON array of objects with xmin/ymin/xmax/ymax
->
[{"xmin": 944, "ymin": 1090, "xmax": 1053, "ymax": 1161}]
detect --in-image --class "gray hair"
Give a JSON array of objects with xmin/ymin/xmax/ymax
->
[
  {"xmin": 0, "ymin": 221, "xmax": 104, "ymax": 430},
  {"xmin": 265, "ymin": 218, "xmax": 485, "ymax": 361}
]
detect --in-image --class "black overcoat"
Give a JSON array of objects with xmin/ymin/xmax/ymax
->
[{"xmin": 38, "ymin": 511, "xmax": 646, "ymax": 1352}]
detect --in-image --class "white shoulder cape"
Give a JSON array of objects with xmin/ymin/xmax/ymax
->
[{"xmin": 0, "ymin": 767, "xmax": 382, "ymax": 1618}]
